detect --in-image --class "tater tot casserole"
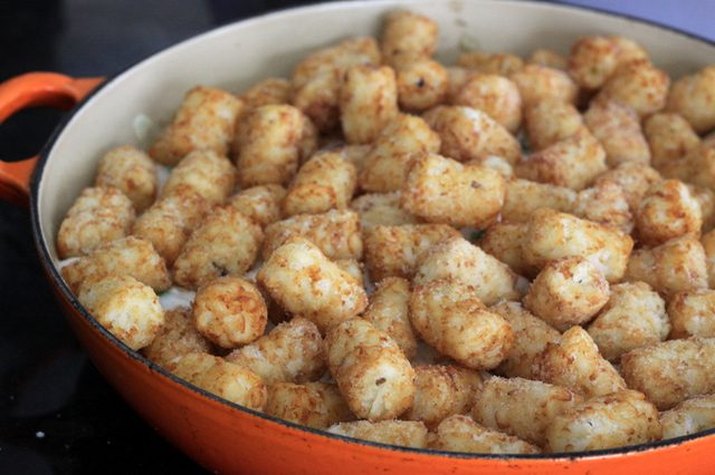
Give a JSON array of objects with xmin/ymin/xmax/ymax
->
[{"xmin": 53, "ymin": 7, "xmax": 715, "ymax": 458}]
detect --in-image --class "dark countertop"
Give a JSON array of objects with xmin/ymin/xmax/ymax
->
[{"xmin": 0, "ymin": 1, "xmax": 712, "ymax": 474}]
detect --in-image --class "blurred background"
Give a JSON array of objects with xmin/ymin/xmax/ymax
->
[{"xmin": 1, "ymin": 1, "xmax": 713, "ymax": 473}]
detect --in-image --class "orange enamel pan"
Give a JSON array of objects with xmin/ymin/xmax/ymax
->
[{"xmin": 1, "ymin": 1, "xmax": 714, "ymax": 473}]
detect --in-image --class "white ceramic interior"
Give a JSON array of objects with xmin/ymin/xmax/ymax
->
[{"xmin": 37, "ymin": 0, "xmax": 715, "ymax": 262}]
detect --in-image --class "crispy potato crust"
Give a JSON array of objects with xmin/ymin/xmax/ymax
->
[
  {"xmin": 192, "ymin": 277, "xmax": 267, "ymax": 348},
  {"xmin": 57, "ymin": 186, "xmax": 135, "ymax": 259},
  {"xmin": 620, "ymin": 337, "xmax": 715, "ymax": 410},
  {"xmin": 325, "ymin": 318, "xmax": 415, "ymax": 421},
  {"xmin": 429, "ymin": 415, "xmax": 540, "ymax": 454},
  {"xmin": 226, "ymin": 317, "xmax": 325, "ymax": 384},
  {"xmin": 545, "ymin": 390, "xmax": 661, "ymax": 452},
  {"xmin": 472, "ymin": 376, "xmax": 581, "ymax": 446},
  {"xmin": 410, "ymin": 279, "xmax": 514, "ymax": 370},
  {"xmin": 404, "ymin": 365, "xmax": 481, "ymax": 428},
  {"xmin": 78, "ymin": 274, "xmax": 164, "ymax": 351},
  {"xmin": 257, "ymin": 238, "xmax": 367, "ymax": 332},
  {"xmin": 327, "ymin": 420, "xmax": 428, "ymax": 448}
]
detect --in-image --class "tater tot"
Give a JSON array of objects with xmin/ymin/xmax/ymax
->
[
  {"xmin": 292, "ymin": 37, "xmax": 381, "ymax": 132},
  {"xmin": 173, "ymin": 206, "xmax": 263, "ymax": 289},
  {"xmin": 584, "ymin": 99, "xmax": 650, "ymax": 167},
  {"xmin": 339, "ymin": 65, "xmax": 399, "ymax": 145},
  {"xmin": 328, "ymin": 420, "xmax": 428, "ymax": 448},
  {"xmin": 522, "ymin": 208, "xmax": 633, "ymax": 283},
  {"xmin": 192, "ymin": 277, "xmax": 267, "ymax": 349},
  {"xmin": 593, "ymin": 162, "xmax": 662, "ymax": 212},
  {"xmin": 132, "ymin": 185, "xmax": 210, "ymax": 265},
  {"xmin": 502, "ymin": 179, "xmax": 577, "ymax": 223},
  {"xmin": 446, "ymin": 67, "xmax": 480, "ymax": 103},
  {"xmin": 265, "ymin": 382, "xmax": 353, "ymax": 429},
  {"xmin": 350, "ymin": 192, "xmax": 417, "ymax": 229},
  {"xmin": 414, "ymin": 235, "xmax": 521, "ymax": 306},
  {"xmin": 533, "ymin": 326, "xmax": 626, "ymax": 398},
  {"xmin": 257, "ymin": 238, "xmax": 367, "ymax": 332},
  {"xmin": 480, "ymin": 222, "xmax": 535, "ymax": 277},
  {"xmin": 423, "ymin": 106, "xmax": 521, "ymax": 165},
  {"xmin": 401, "ymin": 153, "xmax": 506, "ymax": 229},
  {"xmin": 404, "ymin": 365, "xmax": 481, "ymax": 428},
  {"xmin": 227, "ymin": 184, "xmax": 286, "ymax": 228},
  {"xmin": 143, "ymin": 307, "xmax": 212, "ymax": 371},
  {"xmin": 235, "ymin": 104, "xmax": 317, "ymax": 187},
  {"xmin": 491, "ymin": 301, "xmax": 560, "ymax": 379},
  {"xmin": 472, "ymin": 376, "xmax": 581, "ymax": 446},
  {"xmin": 429, "ymin": 415, "xmax": 540, "ymax": 454},
  {"xmin": 292, "ymin": 68, "xmax": 342, "ymax": 133},
  {"xmin": 457, "ymin": 52, "xmax": 524, "ymax": 77},
  {"xmin": 240, "ymin": 77, "xmax": 291, "ymax": 110},
  {"xmin": 668, "ymin": 289, "xmax": 715, "ymax": 339},
  {"xmin": 62, "ymin": 236, "xmax": 171, "ymax": 293},
  {"xmin": 362, "ymin": 277, "xmax": 417, "ymax": 359},
  {"xmin": 528, "ymin": 48, "xmax": 567, "ymax": 71},
  {"xmin": 57, "ymin": 186, "xmax": 135, "ymax": 259},
  {"xmin": 173, "ymin": 352, "xmax": 266, "ymax": 410},
  {"xmin": 149, "ymin": 86, "xmax": 243, "ymax": 165},
  {"xmin": 545, "ymin": 390, "xmax": 661, "ymax": 453},
  {"xmin": 161, "ymin": 149, "xmax": 235, "ymax": 206},
  {"xmin": 660, "ymin": 142, "xmax": 715, "ymax": 193},
  {"xmin": 635, "ymin": 179, "xmax": 702, "ymax": 246},
  {"xmin": 478, "ymin": 155, "xmax": 514, "ymax": 178},
  {"xmin": 573, "ymin": 181, "xmax": 633, "ymax": 233},
  {"xmin": 332, "ymin": 144, "xmax": 372, "ymax": 172},
  {"xmin": 363, "ymin": 224, "xmax": 460, "ymax": 281},
  {"xmin": 359, "ymin": 113, "xmax": 441, "ymax": 193},
  {"xmin": 95, "ymin": 145, "xmax": 158, "ymax": 212},
  {"xmin": 587, "ymin": 282, "xmax": 668, "ymax": 361},
  {"xmin": 625, "ymin": 236, "xmax": 708, "ymax": 297},
  {"xmin": 660, "ymin": 394, "xmax": 715, "ymax": 439},
  {"xmin": 643, "ymin": 112, "xmax": 701, "ymax": 170},
  {"xmin": 515, "ymin": 129, "xmax": 607, "ymax": 191},
  {"xmin": 597, "ymin": 59, "xmax": 670, "ymax": 117},
  {"xmin": 665, "ymin": 65, "xmax": 715, "ymax": 133},
  {"xmin": 524, "ymin": 99, "xmax": 584, "ymax": 151},
  {"xmin": 325, "ymin": 318, "xmax": 415, "ymax": 421},
  {"xmin": 621, "ymin": 337, "xmax": 715, "ymax": 410},
  {"xmin": 567, "ymin": 36, "xmax": 619, "ymax": 90},
  {"xmin": 282, "ymin": 151, "xmax": 357, "ymax": 217},
  {"xmin": 524, "ymin": 257, "xmax": 610, "ymax": 331},
  {"xmin": 226, "ymin": 317, "xmax": 325, "ymax": 384},
  {"xmin": 262, "ymin": 209, "xmax": 362, "ymax": 261},
  {"xmin": 410, "ymin": 279, "xmax": 514, "ymax": 370},
  {"xmin": 231, "ymin": 78, "xmax": 292, "ymax": 157},
  {"xmin": 702, "ymin": 229, "xmax": 715, "ymax": 287},
  {"xmin": 510, "ymin": 64, "xmax": 578, "ymax": 106},
  {"xmin": 77, "ymin": 274, "xmax": 164, "ymax": 350},
  {"xmin": 334, "ymin": 258, "xmax": 364, "ymax": 286},
  {"xmin": 611, "ymin": 36, "xmax": 650, "ymax": 67},
  {"xmin": 380, "ymin": 10, "xmax": 437, "ymax": 65},
  {"xmin": 395, "ymin": 58, "xmax": 449, "ymax": 111},
  {"xmin": 453, "ymin": 74, "xmax": 522, "ymax": 133},
  {"xmin": 691, "ymin": 185, "xmax": 715, "ymax": 233}
]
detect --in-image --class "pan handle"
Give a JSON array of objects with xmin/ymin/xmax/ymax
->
[{"xmin": 0, "ymin": 73, "xmax": 103, "ymax": 207}]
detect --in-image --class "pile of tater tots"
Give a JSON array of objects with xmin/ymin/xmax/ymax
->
[{"xmin": 56, "ymin": 10, "xmax": 715, "ymax": 454}]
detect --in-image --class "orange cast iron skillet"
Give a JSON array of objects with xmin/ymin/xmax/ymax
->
[{"xmin": 0, "ymin": 1, "xmax": 713, "ymax": 473}]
